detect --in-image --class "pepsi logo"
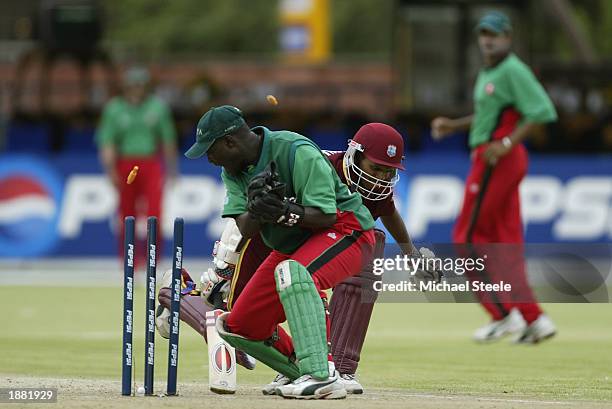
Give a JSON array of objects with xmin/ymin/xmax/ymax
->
[{"xmin": 0, "ymin": 157, "xmax": 62, "ymax": 257}]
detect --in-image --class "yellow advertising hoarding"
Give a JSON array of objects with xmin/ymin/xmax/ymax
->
[{"xmin": 280, "ymin": 0, "xmax": 330, "ymax": 63}]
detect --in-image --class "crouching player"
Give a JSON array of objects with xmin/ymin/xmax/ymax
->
[
  {"xmin": 157, "ymin": 121, "xmax": 440, "ymax": 395},
  {"xmin": 182, "ymin": 105, "xmax": 377, "ymax": 399}
]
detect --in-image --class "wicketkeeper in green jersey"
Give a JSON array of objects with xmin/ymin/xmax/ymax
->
[{"xmin": 185, "ymin": 105, "xmax": 376, "ymax": 399}]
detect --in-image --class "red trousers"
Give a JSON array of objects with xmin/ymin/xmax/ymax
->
[
  {"xmin": 452, "ymin": 143, "xmax": 542, "ymax": 323},
  {"xmin": 116, "ymin": 157, "xmax": 164, "ymax": 265},
  {"xmin": 226, "ymin": 212, "xmax": 375, "ymax": 358}
]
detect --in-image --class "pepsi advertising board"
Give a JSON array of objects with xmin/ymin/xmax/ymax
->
[{"xmin": 0, "ymin": 153, "xmax": 610, "ymax": 259}]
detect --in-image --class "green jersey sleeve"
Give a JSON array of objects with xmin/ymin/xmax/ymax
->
[
  {"xmin": 96, "ymin": 99, "xmax": 119, "ymax": 146},
  {"xmin": 221, "ymin": 170, "xmax": 247, "ymax": 217},
  {"xmin": 508, "ymin": 64, "xmax": 557, "ymax": 123},
  {"xmin": 292, "ymin": 145, "xmax": 337, "ymax": 215}
]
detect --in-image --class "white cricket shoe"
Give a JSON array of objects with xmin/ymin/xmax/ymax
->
[
  {"xmin": 275, "ymin": 371, "xmax": 347, "ymax": 400},
  {"xmin": 514, "ymin": 314, "xmax": 556, "ymax": 344},
  {"xmin": 338, "ymin": 373, "xmax": 363, "ymax": 394},
  {"xmin": 473, "ymin": 308, "xmax": 526, "ymax": 343},
  {"xmin": 262, "ymin": 373, "xmax": 291, "ymax": 395}
]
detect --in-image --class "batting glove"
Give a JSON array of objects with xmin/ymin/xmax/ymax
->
[
  {"xmin": 411, "ymin": 247, "xmax": 444, "ymax": 286},
  {"xmin": 201, "ymin": 268, "xmax": 230, "ymax": 308}
]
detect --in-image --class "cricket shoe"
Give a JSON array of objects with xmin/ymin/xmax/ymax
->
[
  {"xmin": 473, "ymin": 308, "xmax": 526, "ymax": 343},
  {"xmin": 262, "ymin": 373, "xmax": 291, "ymax": 395},
  {"xmin": 514, "ymin": 314, "xmax": 556, "ymax": 344},
  {"xmin": 275, "ymin": 371, "xmax": 347, "ymax": 400},
  {"xmin": 338, "ymin": 373, "xmax": 363, "ymax": 394}
]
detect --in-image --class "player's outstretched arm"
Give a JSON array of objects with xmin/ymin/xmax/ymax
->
[
  {"xmin": 99, "ymin": 145, "xmax": 120, "ymax": 188},
  {"xmin": 295, "ymin": 206, "xmax": 337, "ymax": 229},
  {"xmin": 381, "ymin": 208, "xmax": 418, "ymax": 256},
  {"xmin": 431, "ymin": 115, "xmax": 473, "ymax": 140}
]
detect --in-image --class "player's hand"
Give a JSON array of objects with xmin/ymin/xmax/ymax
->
[
  {"xmin": 201, "ymin": 268, "xmax": 229, "ymax": 307},
  {"xmin": 212, "ymin": 240, "xmax": 237, "ymax": 280},
  {"xmin": 247, "ymin": 162, "xmax": 284, "ymax": 202},
  {"xmin": 411, "ymin": 247, "xmax": 443, "ymax": 287},
  {"xmin": 431, "ymin": 117, "xmax": 455, "ymax": 140},
  {"xmin": 483, "ymin": 140, "xmax": 511, "ymax": 165},
  {"xmin": 248, "ymin": 193, "xmax": 305, "ymax": 226},
  {"xmin": 201, "ymin": 268, "xmax": 223, "ymax": 293},
  {"xmin": 247, "ymin": 174, "xmax": 271, "ymax": 202},
  {"xmin": 205, "ymin": 281, "xmax": 230, "ymax": 308},
  {"xmin": 248, "ymin": 193, "xmax": 287, "ymax": 223}
]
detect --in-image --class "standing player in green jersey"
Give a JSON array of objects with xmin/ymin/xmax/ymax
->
[
  {"xmin": 96, "ymin": 67, "xmax": 178, "ymax": 262},
  {"xmin": 431, "ymin": 11, "xmax": 557, "ymax": 344},
  {"xmin": 185, "ymin": 105, "xmax": 376, "ymax": 399}
]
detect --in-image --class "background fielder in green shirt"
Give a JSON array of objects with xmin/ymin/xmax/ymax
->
[
  {"xmin": 431, "ymin": 11, "xmax": 558, "ymax": 345},
  {"xmin": 96, "ymin": 67, "xmax": 178, "ymax": 264}
]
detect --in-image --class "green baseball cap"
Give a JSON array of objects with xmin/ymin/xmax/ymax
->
[
  {"xmin": 185, "ymin": 105, "xmax": 246, "ymax": 159},
  {"xmin": 475, "ymin": 11, "xmax": 512, "ymax": 34}
]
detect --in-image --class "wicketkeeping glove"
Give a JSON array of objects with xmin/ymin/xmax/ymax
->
[
  {"xmin": 247, "ymin": 174, "xmax": 272, "ymax": 203},
  {"xmin": 248, "ymin": 193, "xmax": 305, "ymax": 227},
  {"xmin": 246, "ymin": 161, "xmax": 304, "ymax": 227},
  {"xmin": 247, "ymin": 161, "xmax": 285, "ymax": 202}
]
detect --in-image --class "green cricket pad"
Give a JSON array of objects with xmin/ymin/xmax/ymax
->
[{"xmin": 275, "ymin": 259, "xmax": 329, "ymax": 380}]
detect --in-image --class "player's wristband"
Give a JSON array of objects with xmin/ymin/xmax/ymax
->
[{"xmin": 501, "ymin": 136, "xmax": 512, "ymax": 149}]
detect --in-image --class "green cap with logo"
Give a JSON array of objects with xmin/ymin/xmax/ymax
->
[
  {"xmin": 185, "ymin": 105, "xmax": 246, "ymax": 159},
  {"xmin": 475, "ymin": 11, "xmax": 513, "ymax": 34}
]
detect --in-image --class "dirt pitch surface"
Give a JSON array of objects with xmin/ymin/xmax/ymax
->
[{"xmin": 4, "ymin": 376, "xmax": 612, "ymax": 409}]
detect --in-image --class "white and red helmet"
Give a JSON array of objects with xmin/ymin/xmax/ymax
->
[{"xmin": 343, "ymin": 123, "xmax": 405, "ymax": 201}]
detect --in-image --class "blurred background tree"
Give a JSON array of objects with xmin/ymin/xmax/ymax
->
[
  {"xmin": 103, "ymin": 0, "xmax": 395, "ymax": 59},
  {"xmin": 575, "ymin": 0, "xmax": 612, "ymax": 57},
  {"xmin": 103, "ymin": 0, "xmax": 280, "ymax": 57},
  {"xmin": 331, "ymin": 0, "xmax": 393, "ymax": 58},
  {"xmin": 528, "ymin": 0, "xmax": 612, "ymax": 62}
]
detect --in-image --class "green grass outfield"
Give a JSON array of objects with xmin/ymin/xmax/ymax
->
[{"xmin": 1, "ymin": 285, "xmax": 611, "ymax": 402}]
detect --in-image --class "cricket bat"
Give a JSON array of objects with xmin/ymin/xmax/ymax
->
[{"xmin": 205, "ymin": 309, "xmax": 236, "ymax": 394}]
